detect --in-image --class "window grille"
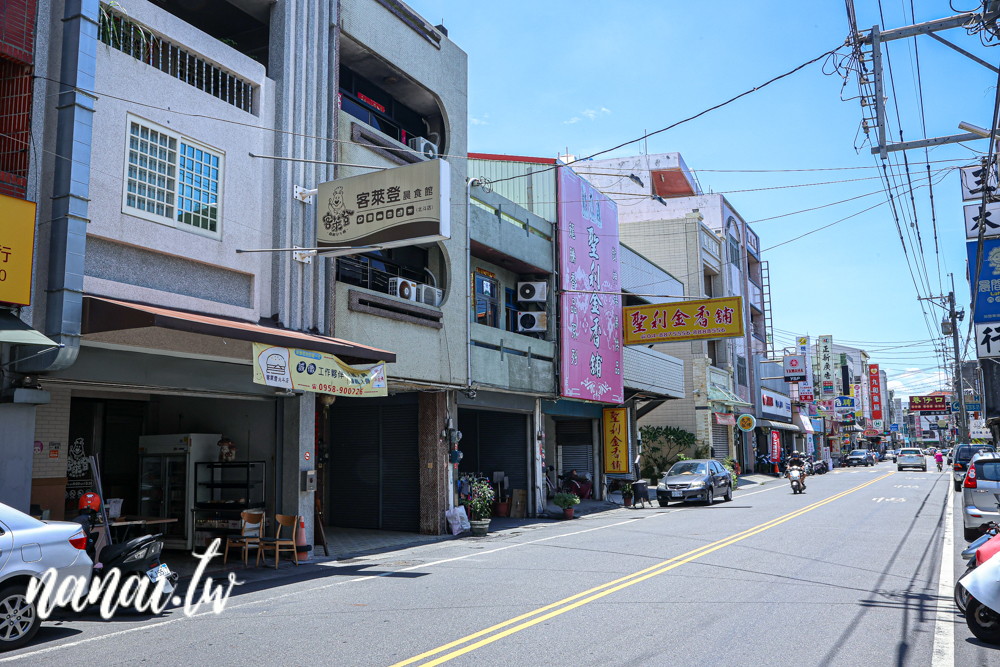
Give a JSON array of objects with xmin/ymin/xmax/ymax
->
[
  {"xmin": 98, "ymin": 5, "xmax": 255, "ymax": 115},
  {"xmin": 0, "ymin": 56, "xmax": 32, "ymax": 196}
]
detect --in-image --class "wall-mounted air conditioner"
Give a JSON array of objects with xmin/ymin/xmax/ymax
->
[
  {"xmin": 516, "ymin": 311, "xmax": 547, "ymax": 333},
  {"xmin": 419, "ymin": 285, "xmax": 443, "ymax": 307},
  {"xmin": 517, "ymin": 282, "xmax": 547, "ymax": 302},
  {"xmin": 389, "ymin": 277, "xmax": 420, "ymax": 302},
  {"xmin": 408, "ymin": 136, "xmax": 438, "ymax": 160}
]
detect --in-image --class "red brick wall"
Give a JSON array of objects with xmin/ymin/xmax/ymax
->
[{"xmin": 0, "ymin": 0, "xmax": 37, "ymax": 64}]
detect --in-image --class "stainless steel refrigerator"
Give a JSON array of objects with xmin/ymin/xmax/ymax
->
[{"xmin": 138, "ymin": 434, "xmax": 219, "ymax": 550}]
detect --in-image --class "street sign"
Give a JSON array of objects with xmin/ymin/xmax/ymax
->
[
  {"xmin": 890, "ymin": 423, "xmax": 899, "ymax": 432},
  {"xmin": 964, "ymin": 201, "xmax": 1000, "ymax": 240},
  {"xmin": 736, "ymin": 414, "xmax": 756, "ymax": 432},
  {"xmin": 962, "ymin": 165, "xmax": 999, "ymax": 202},
  {"xmin": 783, "ymin": 354, "xmax": 807, "ymax": 383},
  {"xmin": 952, "ymin": 401, "xmax": 983, "ymax": 412}
]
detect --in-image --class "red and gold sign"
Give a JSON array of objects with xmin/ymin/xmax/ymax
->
[
  {"xmin": 623, "ymin": 296, "xmax": 743, "ymax": 345},
  {"xmin": 909, "ymin": 394, "xmax": 948, "ymax": 413},
  {"xmin": 602, "ymin": 408, "xmax": 629, "ymax": 474}
]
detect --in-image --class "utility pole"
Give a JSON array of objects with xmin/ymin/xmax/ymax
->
[{"xmin": 950, "ymin": 273, "xmax": 970, "ymax": 442}]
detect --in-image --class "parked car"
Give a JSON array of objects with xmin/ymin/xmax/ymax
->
[
  {"xmin": 656, "ymin": 460, "xmax": 733, "ymax": 506},
  {"xmin": 897, "ymin": 448, "xmax": 927, "ymax": 472},
  {"xmin": 962, "ymin": 453, "xmax": 1000, "ymax": 541},
  {"xmin": 844, "ymin": 449, "xmax": 872, "ymax": 467},
  {"xmin": 954, "ymin": 444, "xmax": 998, "ymax": 492},
  {"xmin": 0, "ymin": 502, "xmax": 93, "ymax": 652}
]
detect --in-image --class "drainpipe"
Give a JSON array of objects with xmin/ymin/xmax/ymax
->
[
  {"xmin": 465, "ymin": 177, "xmax": 480, "ymax": 391},
  {"xmin": 18, "ymin": 0, "xmax": 97, "ymax": 373}
]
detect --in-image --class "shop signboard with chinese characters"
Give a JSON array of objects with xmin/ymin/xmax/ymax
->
[
  {"xmin": 797, "ymin": 336, "xmax": 815, "ymax": 401},
  {"xmin": 622, "ymin": 296, "xmax": 743, "ymax": 345},
  {"xmin": 818, "ymin": 335, "xmax": 836, "ymax": 396},
  {"xmin": 909, "ymin": 394, "xmax": 949, "ymax": 414},
  {"xmin": 782, "ymin": 354, "xmax": 807, "ymax": 383},
  {"xmin": 602, "ymin": 407, "xmax": 629, "ymax": 474},
  {"xmin": 737, "ymin": 414, "xmax": 756, "ymax": 432},
  {"xmin": 834, "ymin": 396, "xmax": 855, "ymax": 413},
  {"xmin": 770, "ymin": 431, "xmax": 781, "ymax": 460},
  {"xmin": 964, "ymin": 201, "xmax": 1000, "ymax": 240},
  {"xmin": 868, "ymin": 364, "xmax": 883, "ymax": 420},
  {"xmin": 559, "ymin": 168, "xmax": 623, "ymax": 403},
  {"xmin": 961, "ymin": 164, "xmax": 998, "ymax": 201},
  {"xmin": 252, "ymin": 343, "xmax": 387, "ymax": 397},
  {"xmin": 316, "ymin": 159, "xmax": 451, "ymax": 249},
  {"xmin": 976, "ymin": 323, "xmax": 1000, "ymax": 358},
  {"xmin": 0, "ymin": 193, "xmax": 37, "ymax": 306},
  {"xmin": 967, "ymin": 238, "xmax": 1000, "ymax": 323}
]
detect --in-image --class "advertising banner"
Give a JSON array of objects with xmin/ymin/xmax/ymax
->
[
  {"xmin": 770, "ymin": 431, "xmax": 781, "ymax": 460},
  {"xmin": 714, "ymin": 413, "xmax": 737, "ymax": 426},
  {"xmin": 602, "ymin": 407, "xmax": 629, "ymax": 474},
  {"xmin": 316, "ymin": 159, "xmax": 451, "ymax": 249},
  {"xmin": 868, "ymin": 364, "xmax": 883, "ymax": 420},
  {"xmin": 559, "ymin": 168, "xmax": 624, "ymax": 403},
  {"xmin": 818, "ymin": 335, "xmax": 836, "ymax": 396},
  {"xmin": 761, "ymin": 389, "xmax": 792, "ymax": 420},
  {"xmin": 797, "ymin": 336, "xmax": 814, "ymax": 401},
  {"xmin": 623, "ymin": 296, "xmax": 743, "ymax": 345},
  {"xmin": 967, "ymin": 238, "xmax": 1000, "ymax": 323},
  {"xmin": 783, "ymin": 354, "xmax": 807, "ymax": 383},
  {"xmin": 909, "ymin": 394, "xmax": 949, "ymax": 413},
  {"xmin": 252, "ymin": 343, "xmax": 387, "ymax": 397},
  {"xmin": 0, "ymin": 193, "xmax": 37, "ymax": 307}
]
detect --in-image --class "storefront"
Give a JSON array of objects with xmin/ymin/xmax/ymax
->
[
  {"xmin": 457, "ymin": 408, "xmax": 531, "ymax": 509},
  {"xmin": 542, "ymin": 399, "xmax": 603, "ymax": 499}
]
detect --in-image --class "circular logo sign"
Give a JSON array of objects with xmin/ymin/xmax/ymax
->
[
  {"xmin": 737, "ymin": 414, "xmax": 757, "ymax": 432},
  {"xmin": 304, "ymin": 451, "xmax": 311, "ymax": 461}
]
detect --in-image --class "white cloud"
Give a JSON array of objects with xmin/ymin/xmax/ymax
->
[
  {"xmin": 470, "ymin": 116, "xmax": 489, "ymax": 125},
  {"xmin": 564, "ymin": 117, "xmax": 580, "ymax": 124},
  {"xmin": 580, "ymin": 107, "xmax": 611, "ymax": 120}
]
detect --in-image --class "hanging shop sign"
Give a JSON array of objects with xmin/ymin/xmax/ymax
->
[
  {"xmin": 559, "ymin": 168, "xmax": 624, "ymax": 403},
  {"xmin": 602, "ymin": 407, "xmax": 629, "ymax": 474},
  {"xmin": 736, "ymin": 414, "xmax": 756, "ymax": 431},
  {"xmin": 868, "ymin": 364, "xmax": 883, "ymax": 420},
  {"xmin": 782, "ymin": 354, "xmax": 807, "ymax": 383},
  {"xmin": 967, "ymin": 238, "xmax": 1000, "ymax": 323},
  {"xmin": 890, "ymin": 423, "xmax": 899, "ymax": 432},
  {"xmin": 818, "ymin": 335, "xmax": 835, "ymax": 396},
  {"xmin": 770, "ymin": 431, "xmax": 781, "ymax": 460},
  {"xmin": 252, "ymin": 342, "xmax": 387, "ymax": 397},
  {"xmin": 0, "ymin": 193, "xmax": 37, "ymax": 307},
  {"xmin": 834, "ymin": 396, "xmax": 855, "ymax": 413},
  {"xmin": 714, "ymin": 413, "xmax": 737, "ymax": 426},
  {"xmin": 316, "ymin": 159, "xmax": 451, "ymax": 249},
  {"xmin": 977, "ymin": 323, "xmax": 1000, "ymax": 358},
  {"xmin": 622, "ymin": 295, "xmax": 743, "ymax": 345},
  {"xmin": 796, "ymin": 336, "xmax": 814, "ymax": 401},
  {"xmin": 964, "ymin": 201, "xmax": 1000, "ymax": 240},
  {"xmin": 952, "ymin": 399, "xmax": 983, "ymax": 412},
  {"xmin": 962, "ymin": 164, "xmax": 998, "ymax": 202},
  {"xmin": 761, "ymin": 388, "xmax": 792, "ymax": 421},
  {"xmin": 908, "ymin": 394, "xmax": 948, "ymax": 414}
]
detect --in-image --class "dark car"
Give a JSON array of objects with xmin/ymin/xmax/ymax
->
[
  {"xmin": 844, "ymin": 449, "xmax": 871, "ymax": 467},
  {"xmin": 953, "ymin": 444, "xmax": 998, "ymax": 492},
  {"xmin": 656, "ymin": 459, "xmax": 733, "ymax": 506}
]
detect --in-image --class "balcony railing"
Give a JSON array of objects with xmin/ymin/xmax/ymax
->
[{"xmin": 98, "ymin": 5, "xmax": 256, "ymax": 115}]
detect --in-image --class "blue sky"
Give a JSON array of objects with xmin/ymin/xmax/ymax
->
[{"xmin": 408, "ymin": 0, "xmax": 1000, "ymax": 399}]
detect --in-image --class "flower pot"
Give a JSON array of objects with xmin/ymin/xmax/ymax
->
[
  {"xmin": 495, "ymin": 501, "xmax": 509, "ymax": 517},
  {"xmin": 469, "ymin": 519, "xmax": 490, "ymax": 536},
  {"xmin": 623, "ymin": 496, "xmax": 633, "ymax": 507},
  {"xmin": 562, "ymin": 508, "xmax": 574, "ymax": 519}
]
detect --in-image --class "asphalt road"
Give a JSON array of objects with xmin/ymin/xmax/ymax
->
[{"xmin": 4, "ymin": 457, "xmax": 997, "ymax": 666}]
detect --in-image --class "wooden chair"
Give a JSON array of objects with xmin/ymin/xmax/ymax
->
[
  {"xmin": 223, "ymin": 511, "xmax": 264, "ymax": 566},
  {"xmin": 257, "ymin": 514, "xmax": 299, "ymax": 569}
]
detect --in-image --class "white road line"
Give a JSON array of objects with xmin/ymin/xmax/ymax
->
[
  {"xmin": 736, "ymin": 485, "xmax": 784, "ymax": 498},
  {"xmin": 931, "ymin": 483, "xmax": 954, "ymax": 667}
]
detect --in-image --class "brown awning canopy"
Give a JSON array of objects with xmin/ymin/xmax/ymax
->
[{"xmin": 82, "ymin": 296, "xmax": 395, "ymax": 363}]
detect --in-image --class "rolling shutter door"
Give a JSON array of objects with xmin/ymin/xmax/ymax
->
[
  {"xmin": 477, "ymin": 411, "xmax": 528, "ymax": 494},
  {"xmin": 380, "ymin": 404, "xmax": 420, "ymax": 532},
  {"xmin": 329, "ymin": 405, "xmax": 380, "ymax": 529},
  {"xmin": 712, "ymin": 423, "xmax": 729, "ymax": 460},
  {"xmin": 557, "ymin": 419, "xmax": 593, "ymax": 477}
]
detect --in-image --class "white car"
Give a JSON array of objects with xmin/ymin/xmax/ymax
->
[
  {"xmin": 1, "ymin": 502, "xmax": 93, "ymax": 651},
  {"xmin": 897, "ymin": 448, "xmax": 927, "ymax": 472}
]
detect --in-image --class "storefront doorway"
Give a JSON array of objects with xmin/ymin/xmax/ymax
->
[
  {"xmin": 556, "ymin": 419, "xmax": 594, "ymax": 479},
  {"xmin": 457, "ymin": 409, "xmax": 530, "ymax": 496}
]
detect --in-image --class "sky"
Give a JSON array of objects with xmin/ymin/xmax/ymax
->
[{"xmin": 407, "ymin": 0, "xmax": 999, "ymax": 401}]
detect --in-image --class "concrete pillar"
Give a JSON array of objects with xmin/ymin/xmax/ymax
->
[
  {"xmin": 418, "ymin": 391, "xmax": 448, "ymax": 535},
  {"xmin": 0, "ymin": 404, "xmax": 38, "ymax": 512},
  {"xmin": 282, "ymin": 392, "xmax": 316, "ymax": 548}
]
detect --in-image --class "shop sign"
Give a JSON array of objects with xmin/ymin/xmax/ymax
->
[
  {"xmin": 770, "ymin": 431, "xmax": 781, "ymax": 460},
  {"xmin": 782, "ymin": 354, "xmax": 807, "ymax": 383},
  {"xmin": 559, "ymin": 168, "xmax": 623, "ymax": 403},
  {"xmin": 868, "ymin": 365, "xmax": 883, "ymax": 420},
  {"xmin": 714, "ymin": 413, "xmax": 736, "ymax": 426},
  {"xmin": 976, "ymin": 323, "xmax": 1000, "ymax": 358},
  {"xmin": 0, "ymin": 193, "xmax": 37, "ymax": 307},
  {"xmin": 761, "ymin": 388, "xmax": 791, "ymax": 420},
  {"xmin": 873, "ymin": 419, "xmax": 884, "ymax": 430},
  {"xmin": 252, "ymin": 342, "xmax": 387, "ymax": 397},
  {"xmin": 316, "ymin": 159, "xmax": 451, "ymax": 249},
  {"xmin": 736, "ymin": 414, "xmax": 756, "ymax": 431},
  {"xmin": 961, "ymin": 164, "xmax": 998, "ymax": 201},
  {"xmin": 952, "ymin": 399, "xmax": 983, "ymax": 412},
  {"xmin": 602, "ymin": 408, "xmax": 629, "ymax": 474},
  {"xmin": 964, "ymin": 201, "xmax": 1000, "ymax": 240},
  {"xmin": 864, "ymin": 429, "xmax": 879, "ymax": 436},
  {"xmin": 909, "ymin": 394, "xmax": 948, "ymax": 413},
  {"xmin": 890, "ymin": 423, "xmax": 899, "ymax": 432},
  {"xmin": 834, "ymin": 396, "xmax": 855, "ymax": 412},
  {"xmin": 818, "ymin": 335, "xmax": 835, "ymax": 396},
  {"xmin": 797, "ymin": 336, "xmax": 814, "ymax": 401},
  {"xmin": 966, "ymin": 238, "xmax": 1000, "ymax": 323},
  {"xmin": 623, "ymin": 296, "xmax": 743, "ymax": 345}
]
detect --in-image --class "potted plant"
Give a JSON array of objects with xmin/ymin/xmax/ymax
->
[
  {"xmin": 621, "ymin": 482, "xmax": 634, "ymax": 507},
  {"xmin": 553, "ymin": 492, "xmax": 580, "ymax": 519},
  {"xmin": 467, "ymin": 480, "xmax": 495, "ymax": 536}
]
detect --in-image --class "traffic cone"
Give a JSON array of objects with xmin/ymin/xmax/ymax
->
[{"xmin": 295, "ymin": 517, "xmax": 311, "ymax": 561}]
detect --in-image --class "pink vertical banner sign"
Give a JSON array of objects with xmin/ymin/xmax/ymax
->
[{"xmin": 558, "ymin": 167, "xmax": 624, "ymax": 403}]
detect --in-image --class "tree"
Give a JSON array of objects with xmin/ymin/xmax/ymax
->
[{"xmin": 639, "ymin": 425, "xmax": 697, "ymax": 479}]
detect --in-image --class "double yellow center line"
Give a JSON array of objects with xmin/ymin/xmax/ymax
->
[{"xmin": 391, "ymin": 471, "xmax": 895, "ymax": 667}]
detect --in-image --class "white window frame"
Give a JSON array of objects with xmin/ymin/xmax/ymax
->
[{"xmin": 121, "ymin": 114, "xmax": 225, "ymax": 241}]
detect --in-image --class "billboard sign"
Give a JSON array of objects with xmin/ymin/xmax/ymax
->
[
  {"xmin": 761, "ymin": 389, "xmax": 792, "ymax": 420},
  {"xmin": 252, "ymin": 343, "xmax": 387, "ymax": 397},
  {"xmin": 622, "ymin": 296, "xmax": 743, "ymax": 345},
  {"xmin": 909, "ymin": 394, "xmax": 949, "ymax": 413},
  {"xmin": 0, "ymin": 193, "xmax": 37, "ymax": 307},
  {"xmin": 783, "ymin": 354, "xmax": 807, "ymax": 383},
  {"xmin": 602, "ymin": 408, "xmax": 629, "ymax": 474},
  {"xmin": 964, "ymin": 201, "xmax": 1000, "ymax": 240},
  {"xmin": 559, "ymin": 168, "xmax": 623, "ymax": 403},
  {"xmin": 967, "ymin": 238, "xmax": 1000, "ymax": 323},
  {"xmin": 818, "ymin": 335, "xmax": 836, "ymax": 396},
  {"xmin": 797, "ymin": 336, "xmax": 814, "ymax": 401},
  {"xmin": 868, "ymin": 364, "xmax": 883, "ymax": 420}
]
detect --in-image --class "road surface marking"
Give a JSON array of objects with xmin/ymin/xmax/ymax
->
[
  {"xmin": 931, "ymin": 483, "xmax": 954, "ymax": 667},
  {"xmin": 391, "ymin": 472, "xmax": 896, "ymax": 667}
]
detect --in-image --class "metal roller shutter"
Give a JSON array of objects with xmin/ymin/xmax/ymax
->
[
  {"xmin": 328, "ymin": 405, "xmax": 380, "ymax": 529},
  {"xmin": 712, "ymin": 423, "xmax": 729, "ymax": 461},
  {"xmin": 380, "ymin": 404, "xmax": 420, "ymax": 532},
  {"xmin": 557, "ymin": 419, "xmax": 593, "ymax": 477},
  {"xmin": 457, "ymin": 409, "xmax": 528, "ymax": 495}
]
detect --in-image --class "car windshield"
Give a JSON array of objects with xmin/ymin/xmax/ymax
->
[
  {"xmin": 667, "ymin": 462, "xmax": 706, "ymax": 476},
  {"xmin": 979, "ymin": 461, "xmax": 1000, "ymax": 481},
  {"xmin": 850, "ymin": 450, "xmax": 866, "ymax": 456},
  {"xmin": 900, "ymin": 449, "xmax": 921, "ymax": 456}
]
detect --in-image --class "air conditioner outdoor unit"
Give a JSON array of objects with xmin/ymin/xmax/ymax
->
[
  {"xmin": 389, "ymin": 277, "xmax": 420, "ymax": 302},
  {"xmin": 419, "ymin": 284, "xmax": 443, "ymax": 307},
  {"xmin": 516, "ymin": 311, "xmax": 547, "ymax": 333},
  {"xmin": 408, "ymin": 136, "xmax": 438, "ymax": 160},
  {"xmin": 517, "ymin": 282, "xmax": 547, "ymax": 302}
]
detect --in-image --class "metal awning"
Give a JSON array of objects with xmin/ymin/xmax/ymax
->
[
  {"xmin": 0, "ymin": 310, "xmax": 57, "ymax": 346},
  {"xmin": 757, "ymin": 419, "xmax": 800, "ymax": 432},
  {"xmin": 82, "ymin": 296, "xmax": 395, "ymax": 363},
  {"xmin": 708, "ymin": 383, "xmax": 752, "ymax": 407}
]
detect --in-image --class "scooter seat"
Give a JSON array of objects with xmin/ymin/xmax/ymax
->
[{"xmin": 99, "ymin": 534, "xmax": 155, "ymax": 566}]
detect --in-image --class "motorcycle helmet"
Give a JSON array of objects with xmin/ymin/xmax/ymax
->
[{"xmin": 78, "ymin": 491, "xmax": 101, "ymax": 512}]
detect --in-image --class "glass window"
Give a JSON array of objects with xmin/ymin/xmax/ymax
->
[
  {"xmin": 505, "ymin": 288, "xmax": 517, "ymax": 332},
  {"xmin": 340, "ymin": 94, "xmax": 371, "ymax": 125},
  {"xmin": 474, "ymin": 273, "xmax": 500, "ymax": 328},
  {"xmin": 737, "ymin": 356, "xmax": 748, "ymax": 387},
  {"xmin": 667, "ymin": 462, "xmax": 706, "ymax": 476}
]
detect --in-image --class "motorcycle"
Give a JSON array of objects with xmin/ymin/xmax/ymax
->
[
  {"xmin": 958, "ymin": 544, "xmax": 1000, "ymax": 644},
  {"xmin": 956, "ymin": 520, "xmax": 1000, "ymax": 614},
  {"xmin": 787, "ymin": 467, "xmax": 805, "ymax": 494}
]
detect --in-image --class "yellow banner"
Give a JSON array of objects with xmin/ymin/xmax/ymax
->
[
  {"xmin": 603, "ymin": 408, "xmax": 629, "ymax": 474},
  {"xmin": 252, "ymin": 343, "xmax": 387, "ymax": 397},
  {"xmin": 622, "ymin": 296, "xmax": 744, "ymax": 345},
  {"xmin": 0, "ymin": 193, "xmax": 37, "ymax": 307}
]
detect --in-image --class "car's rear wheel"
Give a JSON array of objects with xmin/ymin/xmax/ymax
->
[
  {"xmin": 898, "ymin": 466, "xmax": 903, "ymax": 471},
  {"xmin": 0, "ymin": 584, "xmax": 41, "ymax": 652},
  {"xmin": 657, "ymin": 498, "xmax": 670, "ymax": 507},
  {"xmin": 967, "ymin": 597, "xmax": 1000, "ymax": 645},
  {"xmin": 724, "ymin": 483, "xmax": 733, "ymax": 502}
]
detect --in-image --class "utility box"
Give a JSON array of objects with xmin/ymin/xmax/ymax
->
[{"xmin": 301, "ymin": 469, "xmax": 316, "ymax": 492}]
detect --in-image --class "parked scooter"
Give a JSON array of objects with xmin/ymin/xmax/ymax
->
[
  {"xmin": 958, "ymin": 546, "xmax": 1000, "ymax": 644},
  {"xmin": 956, "ymin": 524, "xmax": 999, "ymax": 615}
]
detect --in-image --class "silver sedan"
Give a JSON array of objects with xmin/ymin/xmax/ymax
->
[{"xmin": 1, "ymin": 502, "xmax": 93, "ymax": 652}]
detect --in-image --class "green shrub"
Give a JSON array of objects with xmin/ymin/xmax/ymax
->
[
  {"xmin": 553, "ymin": 492, "xmax": 581, "ymax": 509},
  {"xmin": 467, "ymin": 480, "xmax": 495, "ymax": 520}
]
